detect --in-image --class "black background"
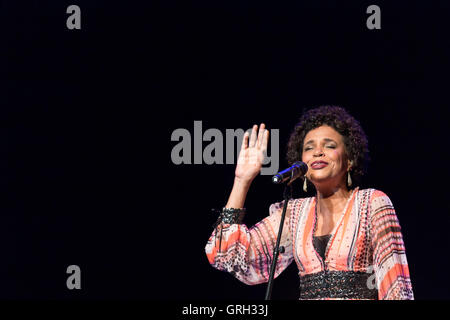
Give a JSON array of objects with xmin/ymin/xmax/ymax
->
[{"xmin": 1, "ymin": 0, "xmax": 450, "ymax": 300}]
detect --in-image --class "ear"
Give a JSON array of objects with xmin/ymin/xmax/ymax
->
[{"xmin": 347, "ymin": 160, "xmax": 353, "ymax": 171}]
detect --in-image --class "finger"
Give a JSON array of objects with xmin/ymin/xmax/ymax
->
[
  {"xmin": 261, "ymin": 129, "xmax": 269, "ymax": 152},
  {"xmin": 249, "ymin": 124, "xmax": 258, "ymax": 147},
  {"xmin": 257, "ymin": 123, "xmax": 266, "ymax": 148},
  {"xmin": 240, "ymin": 131, "xmax": 249, "ymax": 151}
]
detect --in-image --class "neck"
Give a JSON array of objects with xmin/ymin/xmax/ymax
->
[{"xmin": 315, "ymin": 183, "xmax": 353, "ymax": 216}]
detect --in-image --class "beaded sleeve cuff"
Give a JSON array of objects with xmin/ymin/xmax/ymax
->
[
  {"xmin": 220, "ymin": 207, "xmax": 246, "ymax": 224},
  {"xmin": 212, "ymin": 207, "xmax": 246, "ymax": 252}
]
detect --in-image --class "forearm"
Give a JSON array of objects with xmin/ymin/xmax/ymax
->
[{"xmin": 225, "ymin": 178, "xmax": 252, "ymax": 208}]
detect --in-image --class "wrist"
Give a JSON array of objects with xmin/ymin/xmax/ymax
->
[
  {"xmin": 233, "ymin": 176, "xmax": 253, "ymax": 188},
  {"xmin": 225, "ymin": 177, "xmax": 251, "ymax": 209}
]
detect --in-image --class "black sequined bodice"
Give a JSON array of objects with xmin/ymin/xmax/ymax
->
[{"xmin": 312, "ymin": 234, "xmax": 331, "ymax": 261}]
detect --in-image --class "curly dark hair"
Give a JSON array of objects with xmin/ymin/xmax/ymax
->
[{"xmin": 286, "ymin": 105, "xmax": 369, "ymax": 185}]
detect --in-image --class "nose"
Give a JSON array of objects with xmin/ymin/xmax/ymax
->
[{"xmin": 313, "ymin": 147, "xmax": 324, "ymax": 157}]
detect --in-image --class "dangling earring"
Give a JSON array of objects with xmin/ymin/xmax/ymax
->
[
  {"xmin": 303, "ymin": 176, "xmax": 308, "ymax": 192},
  {"xmin": 347, "ymin": 171, "xmax": 352, "ymax": 187}
]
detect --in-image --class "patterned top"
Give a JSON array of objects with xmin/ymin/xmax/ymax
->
[{"xmin": 205, "ymin": 188, "xmax": 414, "ymax": 300}]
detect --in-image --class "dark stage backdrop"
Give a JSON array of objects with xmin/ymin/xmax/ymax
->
[{"xmin": 1, "ymin": 0, "xmax": 449, "ymax": 300}]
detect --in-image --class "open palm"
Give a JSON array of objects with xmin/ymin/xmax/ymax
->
[{"xmin": 235, "ymin": 123, "xmax": 269, "ymax": 182}]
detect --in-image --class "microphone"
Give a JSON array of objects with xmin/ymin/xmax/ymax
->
[{"xmin": 272, "ymin": 161, "xmax": 308, "ymax": 185}]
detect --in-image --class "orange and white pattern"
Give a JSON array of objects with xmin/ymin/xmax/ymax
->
[{"xmin": 205, "ymin": 188, "xmax": 414, "ymax": 300}]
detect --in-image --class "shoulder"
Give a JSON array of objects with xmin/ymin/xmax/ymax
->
[
  {"xmin": 290, "ymin": 196, "xmax": 315, "ymax": 210},
  {"xmin": 358, "ymin": 188, "xmax": 396, "ymax": 222},
  {"xmin": 356, "ymin": 188, "xmax": 395, "ymax": 212},
  {"xmin": 269, "ymin": 196, "xmax": 314, "ymax": 216},
  {"xmin": 357, "ymin": 188, "xmax": 392, "ymax": 204}
]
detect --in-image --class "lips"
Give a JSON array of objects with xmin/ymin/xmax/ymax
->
[{"xmin": 311, "ymin": 161, "xmax": 328, "ymax": 169}]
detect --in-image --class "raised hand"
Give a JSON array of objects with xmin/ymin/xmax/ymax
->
[{"xmin": 235, "ymin": 123, "xmax": 269, "ymax": 183}]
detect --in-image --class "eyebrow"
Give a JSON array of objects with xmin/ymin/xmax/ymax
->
[{"xmin": 304, "ymin": 138, "xmax": 337, "ymax": 145}]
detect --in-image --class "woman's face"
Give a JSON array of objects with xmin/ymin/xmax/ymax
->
[{"xmin": 301, "ymin": 125, "xmax": 351, "ymax": 187}]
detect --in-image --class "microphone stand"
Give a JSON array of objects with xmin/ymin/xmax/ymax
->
[{"xmin": 264, "ymin": 173, "xmax": 294, "ymax": 300}]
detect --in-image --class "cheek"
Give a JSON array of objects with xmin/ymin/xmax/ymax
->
[
  {"xmin": 301, "ymin": 152, "xmax": 310, "ymax": 163},
  {"xmin": 330, "ymin": 150, "xmax": 345, "ymax": 166},
  {"xmin": 327, "ymin": 150, "xmax": 337, "ymax": 161}
]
